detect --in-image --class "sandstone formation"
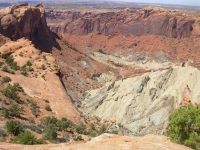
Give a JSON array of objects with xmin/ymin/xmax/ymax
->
[
  {"xmin": 0, "ymin": 134, "xmax": 192, "ymax": 150},
  {"xmin": 0, "ymin": 3, "xmax": 56, "ymax": 52}
]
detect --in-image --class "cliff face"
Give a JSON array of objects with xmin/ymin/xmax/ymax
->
[
  {"xmin": 46, "ymin": 8, "xmax": 200, "ymax": 69},
  {"xmin": 56, "ymin": 8, "xmax": 200, "ymax": 39},
  {"xmin": 0, "ymin": 3, "xmax": 56, "ymax": 51},
  {"xmin": 46, "ymin": 10, "xmax": 92, "ymax": 22},
  {"xmin": 46, "ymin": 10, "xmax": 93, "ymax": 34}
]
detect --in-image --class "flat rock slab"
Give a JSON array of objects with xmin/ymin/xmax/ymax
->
[{"xmin": 0, "ymin": 134, "xmax": 192, "ymax": 150}]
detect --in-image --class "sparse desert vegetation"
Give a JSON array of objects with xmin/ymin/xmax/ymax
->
[
  {"xmin": 0, "ymin": 78, "xmax": 117, "ymax": 144},
  {"xmin": 0, "ymin": 1, "xmax": 200, "ymax": 150}
]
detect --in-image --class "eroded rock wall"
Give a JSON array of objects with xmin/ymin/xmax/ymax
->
[
  {"xmin": 0, "ymin": 3, "xmax": 56, "ymax": 51},
  {"xmin": 53, "ymin": 8, "xmax": 200, "ymax": 38},
  {"xmin": 82, "ymin": 66, "xmax": 200, "ymax": 135}
]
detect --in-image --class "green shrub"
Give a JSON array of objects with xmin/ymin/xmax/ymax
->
[
  {"xmin": 90, "ymin": 123, "xmax": 95, "ymax": 131},
  {"xmin": 20, "ymin": 65, "xmax": 28, "ymax": 76},
  {"xmin": 43, "ymin": 99, "xmax": 49, "ymax": 103},
  {"xmin": 31, "ymin": 109, "xmax": 38, "ymax": 117},
  {"xmin": 21, "ymin": 70, "xmax": 27, "ymax": 76},
  {"xmin": 42, "ymin": 55, "xmax": 47, "ymax": 61},
  {"xmin": 39, "ymin": 116, "xmax": 57, "ymax": 128},
  {"xmin": 26, "ymin": 61, "xmax": 32, "ymax": 66},
  {"xmin": 41, "ymin": 74, "xmax": 45, "ymax": 80},
  {"xmin": 20, "ymin": 65, "xmax": 26, "ymax": 70},
  {"xmin": 41, "ymin": 64, "xmax": 45, "ymax": 70},
  {"xmin": 8, "ymin": 104, "xmax": 23, "ymax": 117},
  {"xmin": 10, "ymin": 62, "xmax": 19, "ymax": 71},
  {"xmin": 43, "ymin": 124, "xmax": 57, "ymax": 141},
  {"xmin": 2, "ymin": 54, "xmax": 19, "ymax": 70},
  {"xmin": 2, "ymin": 66, "xmax": 8, "ymax": 72},
  {"xmin": 48, "ymin": 116, "xmax": 58, "ymax": 125},
  {"xmin": 1, "ymin": 76, "xmax": 11, "ymax": 84},
  {"xmin": 0, "ymin": 62, "xmax": 4, "ymax": 67},
  {"xmin": 98, "ymin": 125, "xmax": 106, "ymax": 135},
  {"xmin": 166, "ymin": 105, "xmax": 200, "ymax": 149},
  {"xmin": 1, "ymin": 107, "xmax": 9, "ymax": 118},
  {"xmin": 45, "ymin": 105, "xmax": 52, "ymax": 111},
  {"xmin": 14, "ymin": 132, "xmax": 46, "ymax": 145},
  {"xmin": 19, "ymin": 52, "xmax": 23, "ymax": 57},
  {"xmin": 2, "ymin": 66, "xmax": 14, "ymax": 74},
  {"xmin": 74, "ymin": 135, "xmax": 83, "ymax": 141},
  {"xmin": 2, "ymin": 84, "xmax": 20, "ymax": 102},
  {"xmin": 75, "ymin": 123, "xmax": 88, "ymax": 135},
  {"xmin": 111, "ymin": 130, "xmax": 118, "ymax": 134},
  {"xmin": 29, "ymin": 100, "xmax": 39, "ymax": 117},
  {"xmin": 27, "ymin": 67, "xmax": 34, "ymax": 72},
  {"xmin": 1, "ymin": 104, "xmax": 23, "ymax": 118},
  {"xmin": 57, "ymin": 117, "xmax": 72, "ymax": 131},
  {"xmin": 2, "ymin": 83, "xmax": 23, "ymax": 103},
  {"xmin": 89, "ymin": 131, "xmax": 96, "ymax": 137},
  {"xmin": 5, "ymin": 120, "xmax": 23, "ymax": 136}
]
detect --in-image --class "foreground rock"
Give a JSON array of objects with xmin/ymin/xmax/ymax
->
[{"xmin": 0, "ymin": 134, "xmax": 192, "ymax": 150}]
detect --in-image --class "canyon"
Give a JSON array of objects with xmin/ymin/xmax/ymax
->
[{"xmin": 0, "ymin": 2, "xmax": 199, "ymax": 149}]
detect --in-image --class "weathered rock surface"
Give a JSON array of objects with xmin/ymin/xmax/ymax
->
[
  {"xmin": 0, "ymin": 134, "xmax": 192, "ymax": 150},
  {"xmin": 82, "ymin": 66, "xmax": 200, "ymax": 135},
  {"xmin": 0, "ymin": 3, "xmax": 56, "ymax": 52}
]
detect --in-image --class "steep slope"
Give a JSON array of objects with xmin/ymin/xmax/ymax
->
[
  {"xmin": 51, "ymin": 38, "xmax": 118, "ymax": 108},
  {"xmin": 81, "ymin": 66, "xmax": 200, "ymax": 135},
  {"xmin": 0, "ymin": 38, "xmax": 80, "ymax": 123}
]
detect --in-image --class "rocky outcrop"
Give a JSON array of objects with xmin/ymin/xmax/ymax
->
[
  {"xmin": 52, "ymin": 7, "xmax": 200, "ymax": 39},
  {"xmin": 82, "ymin": 66, "xmax": 200, "ymax": 135},
  {"xmin": 0, "ymin": 134, "xmax": 192, "ymax": 150},
  {"xmin": 0, "ymin": 3, "xmax": 57, "ymax": 52}
]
